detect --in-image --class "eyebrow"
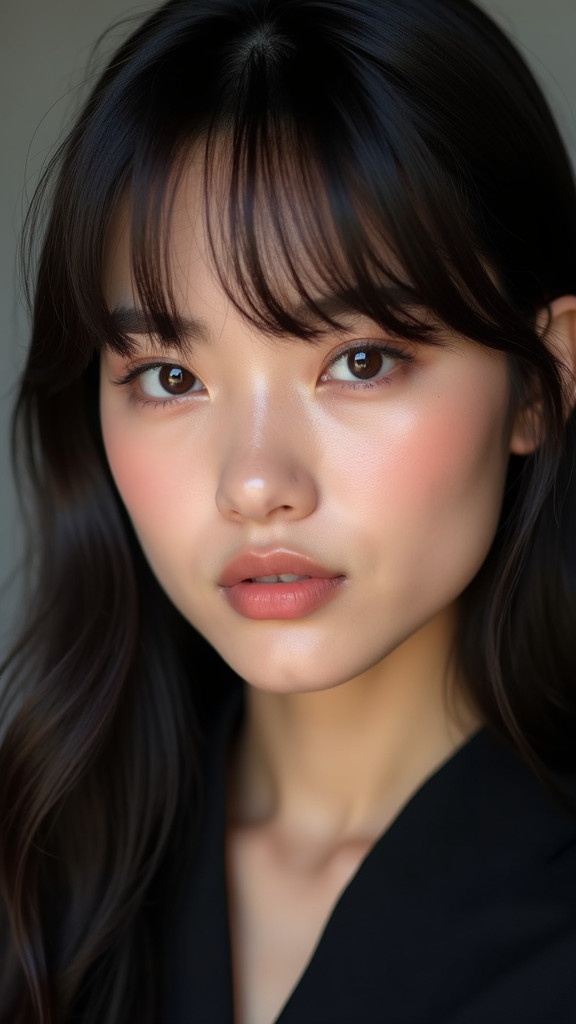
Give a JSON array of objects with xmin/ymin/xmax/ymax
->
[
  {"xmin": 109, "ymin": 305, "xmax": 210, "ymax": 341},
  {"xmin": 108, "ymin": 284, "xmax": 422, "ymax": 344},
  {"xmin": 107, "ymin": 298, "xmax": 367, "ymax": 338}
]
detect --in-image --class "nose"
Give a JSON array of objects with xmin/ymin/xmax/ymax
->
[{"xmin": 215, "ymin": 403, "xmax": 318, "ymax": 524}]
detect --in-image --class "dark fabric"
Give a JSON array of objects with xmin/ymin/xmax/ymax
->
[{"xmin": 163, "ymin": 691, "xmax": 576, "ymax": 1023}]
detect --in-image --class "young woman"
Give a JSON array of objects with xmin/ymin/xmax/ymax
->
[{"xmin": 1, "ymin": 0, "xmax": 576, "ymax": 1021}]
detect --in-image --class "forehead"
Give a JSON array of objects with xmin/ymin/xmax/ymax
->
[
  {"xmin": 99, "ymin": 129, "xmax": 508, "ymax": 360},
  {"xmin": 103, "ymin": 150, "xmax": 207, "ymax": 294},
  {"xmin": 102, "ymin": 143, "xmax": 414, "ymax": 337}
]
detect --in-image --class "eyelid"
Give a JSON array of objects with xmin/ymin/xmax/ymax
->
[
  {"xmin": 108, "ymin": 339, "xmax": 414, "ymax": 404},
  {"xmin": 112, "ymin": 357, "xmax": 174, "ymax": 382},
  {"xmin": 112, "ymin": 361, "xmax": 156, "ymax": 385},
  {"xmin": 111, "ymin": 358, "xmax": 204, "ymax": 404},
  {"xmin": 111, "ymin": 357, "xmax": 195, "ymax": 383},
  {"xmin": 319, "ymin": 339, "xmax": 414, "ymax": 382}
]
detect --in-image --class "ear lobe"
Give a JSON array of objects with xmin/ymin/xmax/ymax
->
[{"xmin": 509, "ymin": 294, "xmax": 576, "ymax": 455}]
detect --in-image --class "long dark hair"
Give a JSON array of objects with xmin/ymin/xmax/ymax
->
[{"xmin": 2, "ymin": 0, "xmax": 576, "ymax": 1019}]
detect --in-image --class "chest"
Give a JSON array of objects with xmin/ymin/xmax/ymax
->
[
  {"xmin": 163, "ymin": 727, "xmax": 576, "ymax": 1024},
  {"xmin": 227, "ymin": 825, "xmax": 373, "ymax": 1024}
]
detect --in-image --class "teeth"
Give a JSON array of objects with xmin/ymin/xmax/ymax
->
[{"xmin": 251, "ymin": 574, "xmax": 310, "ymax": 583}]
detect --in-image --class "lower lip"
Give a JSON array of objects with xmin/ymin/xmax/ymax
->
[{"xmin": 222, "ymin": 576, "xmax": 345, "ymax": 620}]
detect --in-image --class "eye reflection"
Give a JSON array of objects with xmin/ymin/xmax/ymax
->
[
  {"xmin": 326, "ymin": 346, "xmax": 398, "ymax": 383},
  {"xmin": 140, "ymin": 364, "xmax": 201, "ymax": 397}
]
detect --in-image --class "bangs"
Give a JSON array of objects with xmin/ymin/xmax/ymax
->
[
  {"xmin": 102, "ymin": 110, "xmax": 516, "ymax": 360},
  {"xmin": 35, "ymin": 0, "xmax": 556, "ymax": 379}
]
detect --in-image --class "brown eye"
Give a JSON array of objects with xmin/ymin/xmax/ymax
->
[
  {"xmin": 158, "ymin": 365, "xmax": 198, "ymax": 394},
  {"xmin": 325, "ymin": 345, "xmax": 397, "ymax": 383},
  {"xmin": 138, "ymin": 363, "xmax": 203, "ymax": 398},
  {"xmin": 346, "ymin": 349, "xmax": 385, "ymax": 380}
]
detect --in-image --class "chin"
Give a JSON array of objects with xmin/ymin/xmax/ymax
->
[{"xmin": 210, "ymin": 639, "xmax": 392, "ymax": 697}]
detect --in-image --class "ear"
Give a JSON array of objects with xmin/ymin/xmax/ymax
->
[{"xmin": 510, "ymin": 294, "xmax": 576, "ymax": 455}]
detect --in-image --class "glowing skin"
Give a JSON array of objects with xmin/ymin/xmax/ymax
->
[
  {"xmin": 100, "ymin": 173, "xmax": 518, "ymax": 702},
  {"xmin": 100, "ymin": 168, "xmax": 532, "ymax": 1024},
  {"xmin": 99, "ymin": 170, "xmax": 576, "ymax": 1023}
]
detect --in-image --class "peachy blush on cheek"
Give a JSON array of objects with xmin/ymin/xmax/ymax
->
[{"xmin": 98, "ymin": 158, "xmax": 515, "ymax": 698}]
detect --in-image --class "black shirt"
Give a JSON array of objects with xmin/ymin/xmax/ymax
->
[{"xmin": 163, "ymin": 691, "xmax": 576, "ymax": 1023}]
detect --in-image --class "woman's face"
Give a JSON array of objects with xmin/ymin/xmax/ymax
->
[{"xmin": 100, "ymin": 166, "xmax": 519, "ymax": 695}]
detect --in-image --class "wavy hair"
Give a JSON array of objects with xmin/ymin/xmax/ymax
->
[{"xmin": 2, "ymin": 0, "xmax": 576, "ymax": 1019}]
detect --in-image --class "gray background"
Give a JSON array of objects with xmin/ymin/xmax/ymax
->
[{"xmin": 1, "ymin": 0, "xmax": 576, "ymax": 648}]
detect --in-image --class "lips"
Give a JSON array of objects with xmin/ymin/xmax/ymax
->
[
  {"xmin": 218, "ymin": 549, "xmax": 345, "ymax": 620},
  {"xmin": 218, "ymin": 549, "xmax": 341, "ymax": 588}
]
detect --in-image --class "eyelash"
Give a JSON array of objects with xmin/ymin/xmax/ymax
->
[
  {"xmin": 320, "ymin": 342, "xmax": 414, "ymax": 389},
  {"xmin": 113, "ymin": 362, "xmax": 203, "ymax": 408},
  {"xmin": 111, "ymin": 341, "xmax": 415, "ymax": 408}
]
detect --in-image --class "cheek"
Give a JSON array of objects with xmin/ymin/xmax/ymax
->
[
  {"xmin": 106, "ymin": 443, "xmax": 153, "ymax": 511},
  {"xmin": 331, "ymin": 377, "xmax": 512, "ymax": 591},
  {"xmin": 400, "ymin": 397, "xmax": 511, "ymax": 593},
  {"xmin": 337, "ymin": 391, "xmax": 508, "ymax": 508},
  {"xmin": 99, "ymin": 402, "xmax": 205, "ymax": 547},
  {"xmin": 101, "ymin": 425, "xmax": 159, "ymax": 520},
  {"xmin": 399, "ymin": 400, "xmax": 508, "ymax": 508}
]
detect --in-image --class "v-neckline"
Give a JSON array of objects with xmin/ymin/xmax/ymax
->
[
  {"xmin": 222, "ymin": 695, "xmax": 489, "ymax": 1024},
  {"xmin": 162, "ymin": 685, "xmax": 576, "ymax": 1024}
]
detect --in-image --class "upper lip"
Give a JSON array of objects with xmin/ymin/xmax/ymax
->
[{"xmin": 218, "ymin": 549, "xmax": 342, "ymax": 587}]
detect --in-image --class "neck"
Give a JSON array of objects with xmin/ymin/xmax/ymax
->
[{"xmin": 230, "ymin": 606, "xmax": 480, "ymax": 843}]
